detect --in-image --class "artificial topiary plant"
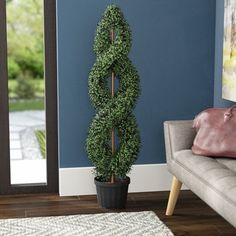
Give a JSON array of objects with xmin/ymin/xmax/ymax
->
[{"xmin": 86, "ymin": 4, "xmax": 140, "ymax": 183}]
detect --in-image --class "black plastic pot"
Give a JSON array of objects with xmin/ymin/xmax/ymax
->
[{"xmin": 94, "ymin": 176, "xmax": 130, "ymax": 209}]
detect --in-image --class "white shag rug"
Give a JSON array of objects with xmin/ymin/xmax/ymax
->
[{"xmin": 0, "ymin": 211, "xmax": 174, "ymax": 236}]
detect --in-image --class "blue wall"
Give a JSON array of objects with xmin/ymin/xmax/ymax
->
[
  {"xmin": 57, "ymin": 0, "xmax": 216, "ymax": 168},
  {"xmin": 214, "ymin": 0, "xmax": 234, "ymax": 107}
]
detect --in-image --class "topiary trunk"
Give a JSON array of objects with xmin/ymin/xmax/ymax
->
[{"xmin": 86, "ymin": 5, "xmax": 141, "ymax": 182}]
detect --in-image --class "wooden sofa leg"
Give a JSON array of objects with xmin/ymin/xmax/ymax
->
[{"xmin": 166, "ymin": 176, "xmax": 182, "ymax": 216}]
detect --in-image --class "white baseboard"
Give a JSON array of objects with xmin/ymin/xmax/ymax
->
[{"xmin": 59, "ymin": 163, "xmax": 187, "ymax": 196}]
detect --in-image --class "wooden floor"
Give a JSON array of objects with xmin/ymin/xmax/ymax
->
[{"xmin": 0, "ymin": 190, "xmax": 235, "ymax": 235}]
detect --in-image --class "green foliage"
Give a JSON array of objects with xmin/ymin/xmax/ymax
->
[
  {"xmin": 35, "ymin": 130, "xmax": 46, "ymax": 159},
  {"xmin": 6, "ymin": 0, "xmax": 44, "ymax": 79},
  {"xmin": 34, "ymin": 79, "xmax": 45, "ymax": 97},
  {"xmin": 8, "ymin": 79, "xmax": 44, "ymax": 99},
  {"xmin": 9, "ymin": 99, "xmax": 44, "ymax": 112},
  {"xmin": 15, "ymin": 73, "xmax": 35, "ymax": 99},
  {"xmin": 8, "ymin": 57, "xmax": 20, "ymax": 80},
  {"xmin": 86, "ymin": 5, "xmax": 141, "ymax": 182}
]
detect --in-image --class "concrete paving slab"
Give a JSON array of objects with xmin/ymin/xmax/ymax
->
[
  {"xmin": 10, "ymin": 133, "xmax": 20, "ymax": 140},
  {"xmin": 10, "ymin": 150, "xmax": 23, "ymax": 160},
  {"xmin": 10, "ymin": 140, "xmax": 21, "ymax": 149}
]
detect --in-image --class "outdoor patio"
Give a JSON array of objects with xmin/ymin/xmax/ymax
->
[{"xmin": 9, "ymin": 111, "xmax": 46, "ymax": 184}]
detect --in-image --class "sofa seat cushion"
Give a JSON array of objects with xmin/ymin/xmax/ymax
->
[
  {"xmin": 216, "ymin": 158, "xmax": 236, "ymax": 172},
  {"xmin": 173, "ymin": 150, "xmax": 236, "ymax": 207}
]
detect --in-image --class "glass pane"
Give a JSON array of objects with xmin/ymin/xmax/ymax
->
[{"xmin": 6, "ymin": 0, "xmax": 47, "ymax": 185}]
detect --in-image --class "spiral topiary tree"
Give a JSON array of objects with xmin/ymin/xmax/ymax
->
[{"xmin": 86, "ymin": 4, "xmax": 140, "ymax": 183}]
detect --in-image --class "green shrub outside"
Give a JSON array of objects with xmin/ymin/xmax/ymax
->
[
  {"xmin": 8, "ymin": 78, "xmax": 45, "ymax": 112},
  {"xmin": 7, "ymin": 0, "xmax": 44, "ymax": 81},
  {"xmin": 6, "ymin": 0, "xmax": 45, "ymax": 112},
  {"xmin": 15, "ymin": 73, "xmax": 36, "ymax": 99},
  {"xmin": 8, "ymin": 79, "xmax": 44, "ymax": 99},
  {"xmin": 8, "ymin": 57, "xmax": 21, "ymax": 80}
]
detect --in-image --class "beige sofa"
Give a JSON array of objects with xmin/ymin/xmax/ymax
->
[{"xmin": 164, "ymin": 120, "xmax": 236, "ymax": 227}]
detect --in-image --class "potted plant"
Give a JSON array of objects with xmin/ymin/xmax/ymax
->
[{"xmin": 86, "ymin": 4, "xmax": 140, "ymax": 209}]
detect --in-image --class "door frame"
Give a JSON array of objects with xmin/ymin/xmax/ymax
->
[{"xmin": 0, "ymin": 0, "xmax": 58, "ymax": 194}]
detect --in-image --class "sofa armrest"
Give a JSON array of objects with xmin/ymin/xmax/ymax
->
[{"xmin": 164, "ymin": 120, "xmax": 196, "ymax": 163}]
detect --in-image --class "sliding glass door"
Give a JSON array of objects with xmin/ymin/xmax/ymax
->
[{"xmin": 0, "ymin": 0, "xmax": 58, "ymax": 194}]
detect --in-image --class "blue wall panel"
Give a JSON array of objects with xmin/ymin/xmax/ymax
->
[{"xmin": 57, "ymin": 0, "xmax": 216, "ymax": 168}]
